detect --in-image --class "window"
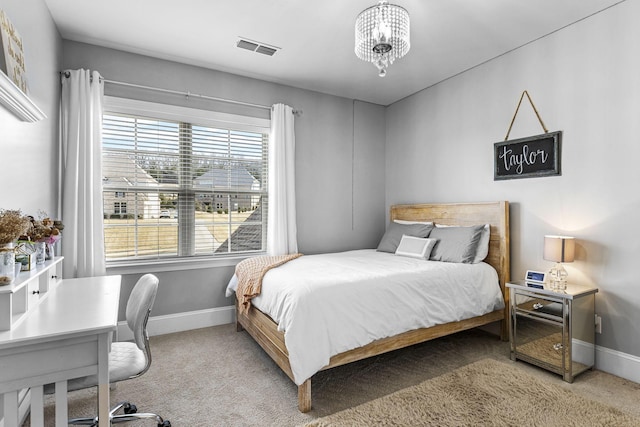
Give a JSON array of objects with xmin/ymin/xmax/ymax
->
[
  {"xmin": 102, "ymin": 97, "xmax": 270, "ymax": 262},
  {"xmin": 113, "ymin": 202, "xmax": 127, "ymax": 215}
]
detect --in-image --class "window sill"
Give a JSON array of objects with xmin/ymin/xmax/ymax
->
[{"xmin": 106, "ymin": 253, "xmax": 262, "ymax": 275}]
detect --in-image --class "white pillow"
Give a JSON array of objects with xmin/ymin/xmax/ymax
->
[
  {"xmin": 395, "ymin": 235, "xmax": 437, "ymax": 260},
  {"xmin": 434, "ymin": 223, "xmax": 490, "ymax": 263}
]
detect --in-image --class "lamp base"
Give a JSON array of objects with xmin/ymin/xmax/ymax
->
[{"xmin": 548, "ymin": 262, "xmax": 568, "ymax": 291}]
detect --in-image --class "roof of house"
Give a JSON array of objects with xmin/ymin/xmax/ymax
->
[
  {"xmin": 102, "ymin": 152, "xmax": 160, "ymax": 188},
  {"xmin": 194, "ymin": 166, "xmax": 260, "ymax": 191}
]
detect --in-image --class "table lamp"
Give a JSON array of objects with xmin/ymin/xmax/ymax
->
[{"xmin": 543, "ymin": 235, "xmax": 575, "ymax": 290}]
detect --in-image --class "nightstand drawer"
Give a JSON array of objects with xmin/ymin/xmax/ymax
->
[
  {"xmin": 515, "ymin": 295, "xmax": 564, "ymax": 324},
  {"xmin": 513, "ymin": 315, "xmax": 567, "ymax": 375}
]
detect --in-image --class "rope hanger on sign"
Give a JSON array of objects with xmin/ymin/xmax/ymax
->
[{"xmin": 504, "ymin": 90, "xmax": 549, "ymax": 141}]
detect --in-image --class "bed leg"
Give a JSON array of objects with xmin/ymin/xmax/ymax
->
[
  {"xmin": 500, "ymin": 317, "xmax": 509, "ymax": 342},
  {"xmin": 298, "ymin": 379, "xmax": 312, "ymax": 413},
  {"xmin": 235, "ymin": 300, "xmax": 245, "ymax": 332}
]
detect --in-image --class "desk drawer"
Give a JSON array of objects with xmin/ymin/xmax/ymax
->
[
  {"xmin": 0, "ymin": 335, "xmax": 99, "ymax": 387},
  {"xmin": 27, "ymin": 280, "xmax": 41, "ymax": 308}
]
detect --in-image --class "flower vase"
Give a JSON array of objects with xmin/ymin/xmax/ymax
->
[
  {"xmin": 0, "ymin": 243, "xmax": 16, "ymax": 285},
  {"xmin": 35, "ymin": 241, "xmax": 46, "ymax": 265}
]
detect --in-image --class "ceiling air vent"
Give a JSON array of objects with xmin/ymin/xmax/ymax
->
[
  {"xmin": 255, "ymin": 45, "xmax": 277, "ymax": 56},
  {"xmin": 236, "ymin": 37, "xmax": 280, "ymax": 56},
  {"xmin": 237, "ymin": 40, "xmax": 259, "ymax": 52}
]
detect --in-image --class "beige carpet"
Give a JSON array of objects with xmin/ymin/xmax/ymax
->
[
  {"xmin": 27, "ymin": 325, "xmax": 640, "ymax": 426},
  {"xmin": 304, "ymin": 358, "xmax": 640, "ymax": 426}
]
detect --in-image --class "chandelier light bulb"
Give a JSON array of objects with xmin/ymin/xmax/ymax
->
[{"xmin": 373, "ymin": 14, "xmax": 392, "ymax": 53}]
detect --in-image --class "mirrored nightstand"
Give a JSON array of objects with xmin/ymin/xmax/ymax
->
[{"xmin": 507, "ymin": 280, "xmax": 598, "ymax": 382}]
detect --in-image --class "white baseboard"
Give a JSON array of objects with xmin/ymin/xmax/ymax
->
[
  {"xmin": 572, "ymin": 339, "xmax": 640, "ymax": 384},
  {"xmin": 572, "ymin": 339, "xmax": 596, "ymax": 367},
  {"xmin": 117, "ymin": 305, "xmax": 236, "ymax": 341},
  {"xmin": 119, "ymin": 308, "xmax": 640, "ymax": 385},
  {"xmin": 595, "ymin": 344, "xmax": 640, "ymax": 384}
]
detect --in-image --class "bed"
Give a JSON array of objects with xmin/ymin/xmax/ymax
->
[{"xmin": 229, "ymin": 201, "xmax": 510, "ymax": 412}]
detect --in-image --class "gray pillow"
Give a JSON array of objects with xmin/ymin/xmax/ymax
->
[
  {"xmin": 429, "ymin": 225, "xmax": 486, "ymax": 263},
  {"xmin": 377, "ymin": 222, "xmax": 434, "ymax": 253}
]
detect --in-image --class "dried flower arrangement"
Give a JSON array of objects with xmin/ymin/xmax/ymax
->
[
  {"xmin": 25, "ymin": 211, "xmax": 64, "ymax": 244},
  {"xmin": 0, "ymin": 209, "xmax": 33, "ymax": 285},
  {"xmin": 0, "ymin": 209, "xmax": 32, "ymax": 246}
]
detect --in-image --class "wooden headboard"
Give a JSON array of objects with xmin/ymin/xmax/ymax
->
[{"xmin": 390, "ymin": 201, "xmax": 511, "ymax": 328}]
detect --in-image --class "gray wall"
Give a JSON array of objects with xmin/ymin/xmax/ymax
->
[
  {"xmin": 0, "ymin": 0, "xmax": 62, "ymax": 217},
  {"xmin": 62, "ymin": 41, "xmax": 386, "ymax": 319},
  {"xmin": 386, "ymin": 1, "xmax": 639, "ymax": 357}
]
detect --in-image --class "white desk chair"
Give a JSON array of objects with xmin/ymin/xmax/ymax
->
[{"xmin": 46, "ymin": 274, "xmax": 171, "ymax": 427}]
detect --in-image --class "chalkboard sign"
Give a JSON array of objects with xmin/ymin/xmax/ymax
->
[{"xmin": 494, "ymin": 131, "xmax": 562, "ymax": 180}]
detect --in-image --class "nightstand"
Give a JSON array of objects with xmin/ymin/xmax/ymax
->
[{"xmin": 507, "ymin": 280, "xmax": 598, "ymax": 382}]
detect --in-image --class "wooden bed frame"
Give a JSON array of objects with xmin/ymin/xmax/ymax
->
[{"xmin": 235, "ymin": 201, "xmax": 510, "ymax": 412}]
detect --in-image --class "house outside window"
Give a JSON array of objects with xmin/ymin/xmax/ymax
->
[{"xmin": 101, "ymin": 97, "xmax": 270, "ymax": 262}]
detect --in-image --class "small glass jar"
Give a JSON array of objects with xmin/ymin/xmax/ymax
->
[
  {"xmin": 45, "ymin": 242, "xmax": 55, "ymax": 260},
  {"xmin": 36, "ymin": 241, "xmax": 46, "ymax": 265}
]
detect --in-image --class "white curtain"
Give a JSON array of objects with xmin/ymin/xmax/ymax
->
[
  {"xmin": 267, "ymin": 104, "xmax": 298, "ymax": 255},
  {"xmin": 60, "ymin": 69, "xmax": 106, "ymax": 278}
]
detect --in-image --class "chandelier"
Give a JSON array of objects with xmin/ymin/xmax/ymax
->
[{"xmin": 355, "ymin": 0, "xmax": 410, "ymax": 77}]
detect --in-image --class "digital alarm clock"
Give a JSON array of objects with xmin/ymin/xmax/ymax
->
[
  {"xmin": 525, "ymin": 270, "xmax": 547, "ymax": 283},
  {"xmin": 525, "ymin": 270, "xmax": 547, "ymax": 288}
]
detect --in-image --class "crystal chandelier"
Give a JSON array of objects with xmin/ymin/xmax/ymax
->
[{"xmin": 355, "ymin": 0, "xmax": 410, "ymax": 77}]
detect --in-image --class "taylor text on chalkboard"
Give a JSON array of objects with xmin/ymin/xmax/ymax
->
[{"xmin": 494, "ymin": 131, "xmax": 562, "ymax": 180}]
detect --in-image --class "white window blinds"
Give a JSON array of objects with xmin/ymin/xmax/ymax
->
[{"xmin": 102, "ymin": 98, "xmax": 269, "ymax": 262}]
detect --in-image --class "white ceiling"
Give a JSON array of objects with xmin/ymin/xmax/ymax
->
[{"xmin": 44, "ymin": 0, "xmax": 623, "ymax": 106}]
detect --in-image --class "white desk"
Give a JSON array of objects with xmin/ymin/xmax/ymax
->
[{"xmin": 0, "ymin": 275, "xmax": 121, "ymax": 427}]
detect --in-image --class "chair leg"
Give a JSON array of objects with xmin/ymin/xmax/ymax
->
[
  {"xmin": 112, "ymin": 412, "xmax": 169, "ymax": 425},
  {"xmin": 68, "ymin": 401, "xmax": 128, "ymax": 425},
  {"xmin": 69, "ymin": 401, "xmax": 170, "ymax": 427},
  {"xmin": 67, "ymin": 418, "xmax": 98, "ymax": 426}
]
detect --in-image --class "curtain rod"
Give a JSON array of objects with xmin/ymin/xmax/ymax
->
[{"xmin": 60, "ymin": 71, "xmax": 302, "ymax": 115}]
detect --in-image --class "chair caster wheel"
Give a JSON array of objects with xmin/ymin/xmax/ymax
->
[
  {"xmin": 158, "ymin": 421, "xmax": 171, "ymax": 427},
  {"xmin": 123, "ymin": 403, "xmax": 137, "ymax": 414}
]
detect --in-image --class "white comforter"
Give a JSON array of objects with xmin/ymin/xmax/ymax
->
[{"xmin": 226, "ymin": 249, "xmax": 504, "ymax": 385}]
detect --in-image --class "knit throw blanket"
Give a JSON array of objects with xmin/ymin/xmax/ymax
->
[{"xmin": 235, "ymin": 253, "xmax": 303, "ymax": 313}]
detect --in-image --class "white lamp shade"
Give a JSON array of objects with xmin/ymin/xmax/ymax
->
[{"xmin": 543, "ymin": 235, "xmax": 575, "ymax": 263}]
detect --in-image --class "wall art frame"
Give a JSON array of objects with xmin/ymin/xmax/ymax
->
[{"xmin": 494, "ymin": 131, "xmax": 562, "ymax": 180}]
